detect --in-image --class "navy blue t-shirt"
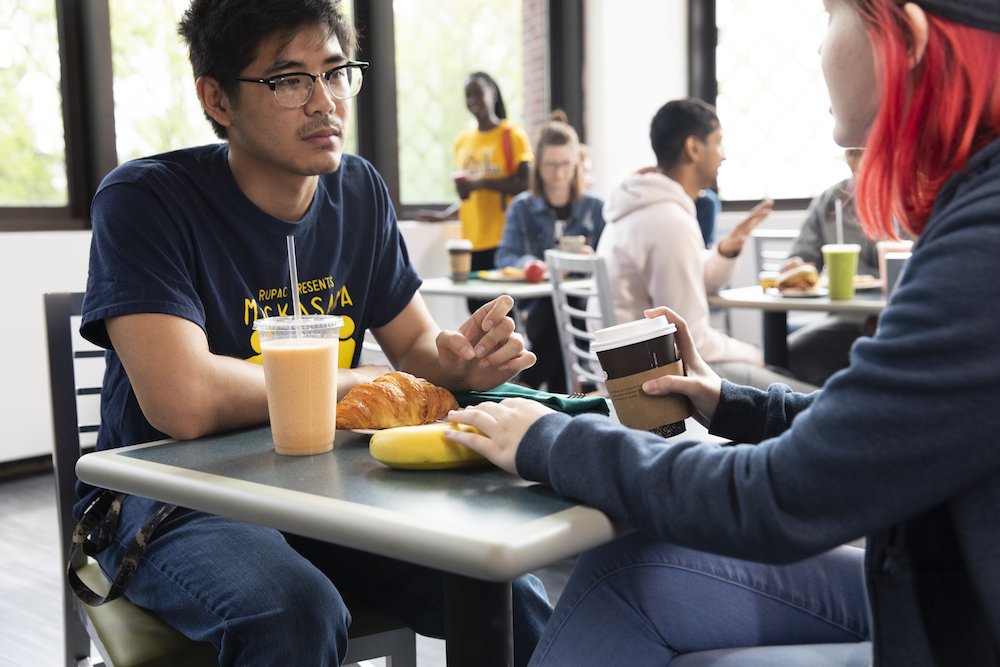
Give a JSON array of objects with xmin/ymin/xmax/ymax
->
[{"xmin": 81, "ymin": 144, "xmax": 421, "ymax": 470}]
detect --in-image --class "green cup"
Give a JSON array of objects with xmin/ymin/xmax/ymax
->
[{"xmin": 822, "ymin": 243, "xmax": 861, "ymax": 300}]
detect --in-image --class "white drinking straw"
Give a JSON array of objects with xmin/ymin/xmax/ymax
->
[
  {"xmin": 835, "ymin": 199, "xmax": 844, "ymax": 245},
  {"xmin": 286, "ymin": 235, "xmax": 302, "ymax": 325}
]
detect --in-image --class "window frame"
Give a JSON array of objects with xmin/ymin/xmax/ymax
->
[
  {"xmin": 3, "ymin": 0, "xmax": 578, "ymax": 232},
  {"xmin": 687, "ymin": 0, "xmax": 813, "ymax": 213}
]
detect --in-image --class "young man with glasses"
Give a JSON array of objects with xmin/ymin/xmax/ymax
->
[{"xmin": 77, "ymin": 1, "xmax": 551, "ymax": 664}]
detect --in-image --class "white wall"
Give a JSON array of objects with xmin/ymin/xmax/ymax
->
[
  {"xmin": 583, "ymin": 0, "xmax": 689, "ymax": 198},
  {"xmin": 1, "ymin": 232, "xmax": 92, "ymax": 463}
]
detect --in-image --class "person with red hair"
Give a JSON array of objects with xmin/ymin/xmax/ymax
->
[{"xmin": 446, "ymin": 0, "xmax": 1000, "ymax": 664}]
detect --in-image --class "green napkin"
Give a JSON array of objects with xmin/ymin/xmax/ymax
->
[{"xmin": 454, "ymin": 383, "xmax": 610, "ymax": 416}]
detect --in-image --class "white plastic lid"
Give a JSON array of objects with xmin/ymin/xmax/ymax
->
[
  {"xmin": 445, "ymin": 238, "xmax": 473, "ymax": 250},
  {"xmin": 252, "ymin": 314, "xmax": 343, "ymax": 334},
  {"xmin": 590, "ymin": 315, "xmax": 676, "ymax": 353}
]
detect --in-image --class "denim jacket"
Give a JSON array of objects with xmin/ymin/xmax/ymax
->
[{"xmin": 494, "ymin": 191, "xmax": 606, "ymax": 269}]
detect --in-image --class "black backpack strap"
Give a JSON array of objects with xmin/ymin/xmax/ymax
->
[{"xmin": 68, "ymin": 490, "xmax": 178, "ymax": 606}]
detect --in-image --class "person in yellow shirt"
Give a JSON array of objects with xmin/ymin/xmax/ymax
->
[
  {"xmin": 422, "ymin": 72, "xmax": 532, "ymax": 310},
  {"xmin": 454, "ymin": 71, "xmax": 532, "ymax": 253}
]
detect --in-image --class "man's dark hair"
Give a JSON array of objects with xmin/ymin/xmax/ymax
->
[
  {"xmin": 178, "ymin": 0, "xmax": 358, "ymax": 139},
  {"xmin": 467, "ymin": 71, "xmax": 507, "ymax": 120},
  {"xmin": 649, "ymin": 98, "xmax": 719, "ymax": 171}
]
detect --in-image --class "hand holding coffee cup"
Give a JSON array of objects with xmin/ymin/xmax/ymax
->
[
  {"xmin": 592, "ymin": 316, "xmax": 692, "ymax": 437},
  {"xmin": 453, "ymin": 170, "xmax": 473, "ymax": 200}
]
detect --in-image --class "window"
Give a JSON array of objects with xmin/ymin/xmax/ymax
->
[
  {"xmin": 108, "ymin": 0, "xmax": 219, "ymax": 161},
  {"xmin": 5, "ymin": 0, "xmax": 560, "ymax": 230},
  {"xmin": 393, "ymin": 0, "xmax": 525, "ymax": 205},
  {"xmin": 710, "ymin": 0, "xmax": 847, "ymax": 203},
  {"xmin": 1, "ymin": 1, "xmax": 67, "ymax": 207}
]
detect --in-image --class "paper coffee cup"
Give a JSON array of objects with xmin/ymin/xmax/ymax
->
[
  {"xmin": 557, "ymin": 235, "xmax": 587, "ymax": 252},
  {"xmin": 884, "ymin": 251, "xmax": 911, "ymax": 295},
  {"xmin": 591, "ymin": 316, "xmax": 692, "ymax": 437},
  {"xmin": 446, "ymin": 238, "xmax": 473, "ymax": 282},
  {"xmin": 877, "ymin": 240, "xmax": 913, "ymax": 293},
  {"xmin": 254, "ymin": 315, "xmax": 343, "ymax": 455}
]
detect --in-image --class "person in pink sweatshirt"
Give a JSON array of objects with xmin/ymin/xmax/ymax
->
[{"xmin": 597, "ymin": 98, "xmax": 816, "ymax": 392}]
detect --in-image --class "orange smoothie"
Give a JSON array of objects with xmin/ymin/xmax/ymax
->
[{"xmin": 260, "ymin": 337, "xmax": 339, "ymax": 455}]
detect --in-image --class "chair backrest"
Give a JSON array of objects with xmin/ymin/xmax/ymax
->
[
  {"xmin": 544, "ymin": 250, "xmax": 616, "ymax": 394},
  {"xmin": 751, "ymin": 228, "xmax": 800, "ymax": 276},
  {"xmin": 44, "ymin": 292, "xmax": 112, "ymax": 666}
]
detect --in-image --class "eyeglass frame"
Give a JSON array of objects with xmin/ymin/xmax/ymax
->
[{"xmin": 232, "ymin": 61, "xmax": 369, "ymax": 108}]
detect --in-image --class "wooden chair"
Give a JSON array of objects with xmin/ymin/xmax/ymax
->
[
  {"xmin": 544, "ymin": 250, "xmax": 616, "ymax": 394},
  {"xmin": 45, "ymin": 292, "xmax": 417, "ymax": 667}
]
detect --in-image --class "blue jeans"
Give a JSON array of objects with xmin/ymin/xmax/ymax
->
[
  {"xmin": 98, "ymin": 495, "xmax": 552, "ymax": 667},
  {"xmin": 529, "ymin": 533, "xmax": 869, "ymax": 666}
]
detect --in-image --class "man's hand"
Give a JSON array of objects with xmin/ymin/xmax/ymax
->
[
  {"xmin": 435, "ymin": 295, "xmax": 536, "ymax": 391},
  {"xmin": 445, "ymin": 398, "xmax": 554, "ymax": 475},
  {"xmin": 639, "ymin": 306, "xmax": 723, "ymax": 425},
  {"xmin": 717, "ymin": 198, "xmax": 774, "ymax": 258}
]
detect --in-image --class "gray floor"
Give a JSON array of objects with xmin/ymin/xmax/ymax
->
[{"xmin": 0, "ymin": 470, "xmax": 574, "ymax": 667}]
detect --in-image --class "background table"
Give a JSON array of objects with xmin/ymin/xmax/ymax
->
[
  {"xmin": 708, "ymin": 285, "xmax": 887, "ymax": 368},
  {"xmin": 76, "ymin": 425, "xmax": 638, "ymax": 666},
  {"xmin": 419, "ymin": 275, "xmax": 591, "ymax": 301}
]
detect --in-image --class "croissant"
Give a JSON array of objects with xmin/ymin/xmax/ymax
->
[{"xmin": 336, "ymin": 371, "xmax": 459, "ymax": 430}]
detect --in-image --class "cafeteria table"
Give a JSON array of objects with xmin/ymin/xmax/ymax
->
[{"xmin": 78, "ymin": 422, "xmax": 696, "ymax": 665}]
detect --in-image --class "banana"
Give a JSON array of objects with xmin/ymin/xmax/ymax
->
[{"xmin": 369, "ymin": 422, "xmax": 488, "ymax": 470}]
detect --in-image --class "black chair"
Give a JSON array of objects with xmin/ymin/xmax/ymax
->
[{"xmin": 45, "ymin": 292, "xmax": 417, "ymax": 667}]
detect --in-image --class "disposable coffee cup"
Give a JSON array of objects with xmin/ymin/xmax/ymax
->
[
  {"xmin": 822, "ymin": 243, "xmax": 861, "ymax": 300},
  {"xmin": 253, "ymin": 315, "xmax": 343, "ymax": 455},
  {"xmin": 557, "ymin": 235, "xmax": 587, "ymax": 252},
  {"xmin": 446, "ymin": 238, "xmax": 473, "ymax": 282},
  {"xmin": 877, "ymin": 240, "xmax": 913, "ymax": 293},
  {"xmin": 884, "ymin": 251, "xmax": 911, "ymax": 295},
  {"xmin": 591, "ymin": 316, "xmax": 692, "ymax": 437}
]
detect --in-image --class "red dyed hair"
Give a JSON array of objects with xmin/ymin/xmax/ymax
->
[{"xmin": 852, "ymin": 1, "xmax": 1000, "ymax": 238}]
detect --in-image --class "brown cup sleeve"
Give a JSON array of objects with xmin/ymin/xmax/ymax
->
[{"xmin": 603, "ymin": 360, "xmax": 692, "ymax": 430}]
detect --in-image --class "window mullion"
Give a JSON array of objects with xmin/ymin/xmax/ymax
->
[
  {"xmin": 353, "ymin": 1, "xmax": 401, "ymax": 210},
  {"xmin": 56, "ymin": 0, "xmax": 118, "ymax": 223}
]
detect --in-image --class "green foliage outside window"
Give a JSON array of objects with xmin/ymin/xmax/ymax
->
[
  {"xmin": 394, "ymin": 0, "xmax": 524, "ymax": 204},
  {"xmin": 0, "ymin": 1, "xmax": 67, "ymax": 206}
]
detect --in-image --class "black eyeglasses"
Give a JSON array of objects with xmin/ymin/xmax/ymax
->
[{"xmin": 233, "ymin": 61, "xmax": 369, "ymax": 109}]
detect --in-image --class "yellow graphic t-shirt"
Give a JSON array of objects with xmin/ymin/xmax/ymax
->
[{"xmin": 453, "ymin": 120, "xmax": 532, "ymax": 251}]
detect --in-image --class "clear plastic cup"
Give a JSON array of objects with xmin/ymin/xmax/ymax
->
[
  {"xmin": 822, "ymin": 243, "xmax": 861, "ymax": 300},
  {"xmin": 253, "ymin": 315, "xmax": 343, "ymax": 455}
]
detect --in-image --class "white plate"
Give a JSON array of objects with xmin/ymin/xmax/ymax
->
[
  {"xmin": 769, "ymin": 287, "xmax": 829, "ymax": 298},
  {"xmin": 476, "ymin": 269, "xmax": 549, "ymax": 282},
  {"xmin": 347, "ymin": 420, "xmax": 448, "ymax": 436},
  {"xmin": 853, "ymin": 275, "xmax": 882, "ymax": 290}
]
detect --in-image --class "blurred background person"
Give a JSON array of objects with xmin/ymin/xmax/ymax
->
[
  {"xmin": 695, "ymin": 186, "xmax": 721, "ymax": 247},
  {"xmin": 496, "ymin": 111, "xmax": 606, "ymax": 392},
  {"xmin": 419, "ymin": 71, "xmax": 532, "ymax": 312},
  {"xmin": 598, "ymin": 98, "xmax": 816, "ymax": 392},
  {"xmin": 783, "ymin": 148, "xmax": 882, "ymax": 385}
]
